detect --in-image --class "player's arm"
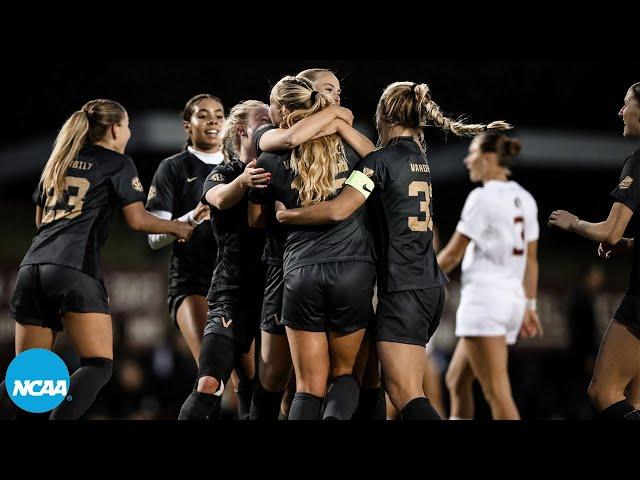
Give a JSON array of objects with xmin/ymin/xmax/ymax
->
[
  {"xmin": 548, "ymin": 202, "xmax": 633, "ymax": 245},
  {"xmin": 598, "ymin": 237, "xmax": 634, "ymax": 258},
  {"xmin": 276, "ymin": 170, "xmax": 373, "ymax": 225},
  {"xmin": 248, "ymin": 201, "xmax": 268, "ymax": 229},
  {"xmin": 432, "ymin": 224, "xmax": 442, "ymax": 253},
  {"xmin": 436, "ymin": 231, "xmax": 471, "ymax": 274},
  {"xmin": 335, "ymin": 120, "xmax": 376, "ymax": 158},
  {"xmin": 35, "ymin": 205, "xmax": 42, "ymax": 228},
  {"xmin": 147, "ymin": 203, "xmax": 209, "ymax": 250},
  {"xmin": 520, "ymin": 240, "xmax": 543, "ymax": 338},
  {"xmin": 259, "ymin": 105, "xmax": 353, "ymax": 152},
  {"xmin": 206, "ymin": 160, "xmax": 271, "ymax": 210},
  {"xmin": 523, "ymin": 240, "xmax": 539, "ymax": 301},
  {"xmin": 122, "ymin": 201, "xmax": 193, "ymax": 241}
]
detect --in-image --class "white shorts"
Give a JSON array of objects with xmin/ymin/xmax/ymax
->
[{"xmin": 455, "ymin": 284, "xmax": 525, "ymax": 345}]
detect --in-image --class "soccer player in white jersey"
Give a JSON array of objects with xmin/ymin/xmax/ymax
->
[{"xmin": 437, "ymin": 132, "xmax": 543, "ymax": 420}]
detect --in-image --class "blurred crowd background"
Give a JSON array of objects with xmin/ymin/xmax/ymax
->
[{"xmin": 1, "ymin": 60, "xmax": 638, "ymax": 419}]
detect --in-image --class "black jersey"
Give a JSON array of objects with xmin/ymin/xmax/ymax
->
[
  {"xmin": 251, "ymin": 132, "xmax": 375, "ymax": 277},
  {"xmin": 146, "ymin": 150, "xmax": 218, "ymax": 295},
  {"xmin": 253, "ymin": 124, "xmax": 286, "ymax": 266},
  {"xmin": 357, "ymin": 136, "xmax": 448, "ymax": 293},
  {"xmin": 610, "ymin": 147, "xmax": 640, "ymax": 297},
  {"xmin": 20, "ymin": 144, "xmax": 146, "ymax": 281},
  {"xmin": 202, "ymin": 159, "xmax": 266, "ymax": 297}
]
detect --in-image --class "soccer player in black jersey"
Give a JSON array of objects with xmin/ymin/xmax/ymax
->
[
  {"xmin": 296, "ymin": 68, "xmax": 386, "ymax": 421},
  {"xmin": 178, "ymin": 100, "xmax": 271, "ymax": 420},
  {"xmin": 549, "ymin": 82, "xmax": 640, "ymax": 420},
  {"xmin": 277, "ymin": 81, "xmax": 511, "ymax": 419},
  {"xmin": 146, "ymin": 94, "xmax": 224, "ymax": 376},
  {"xmin": 0, "ymin": 99, "xmax": 193, "ymax": 420},
  {"xmin": 248, "ymin": 69, "xmax": 376, "ymax": 420},
  {"xmin": 251, "ymin": 76, "xmax": 377, "ymax": 421}
]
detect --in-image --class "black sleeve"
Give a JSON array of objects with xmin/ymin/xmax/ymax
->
[
  {"xmin": 146, "ymin": 158, "xmax": 177, "ymax": 214},
  {"xmin": 248, "ymin": 187, "xmax": 273, "ymax": 205},
  {"xmin": 356, "ymin": 152, "xmax": 388, "ymax": 190},
  {"xmin": 112, "ymin": 156, "xmax": 147, "ymax": 207},
  {"xmin": 253, "ymin": 124, "xmax": 278, "ymax": 157},
  {"xmin": 202, "ymin": 163, "xmax": 234, "ymax": 207},
  {"xmin": 32, "ymin": 181, "xmax": 45, "ymax": 207},
  {"xmin": 610, "ymin": 151, "xmax": 640, "ymax": 212},
  {"xmin": 249, "ymin": 155, "xmax": 277, "ymax": 205}
]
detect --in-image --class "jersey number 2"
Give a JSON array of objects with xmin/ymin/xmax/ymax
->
[
  {"xmin": 408, "ymin": 181, "xmax": 433, "ymax": 232},
  {"xmin": 42, "ymin": 177, "xmax": 91, "ymax": 225}
]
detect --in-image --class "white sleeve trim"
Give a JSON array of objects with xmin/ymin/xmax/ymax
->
[
  {"xmin": 147, "ymin": 210, "xmax": 175, "ymax": 250},
  {"xmin": 147, "ymin": 208, "xmax": 205, "ymax": 250}
]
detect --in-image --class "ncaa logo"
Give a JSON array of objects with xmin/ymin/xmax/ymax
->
[{"xmin": 4, "ymin": 349, "xmax": 70, "ymax": 413}]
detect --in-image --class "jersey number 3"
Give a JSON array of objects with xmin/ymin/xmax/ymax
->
[
  {"xmin": 408, "ymin": 181, "xmax": 433, "ymax": 232},
  {"xmin": 513, "ymin": 216, "xmax": 525, "ymax": 256},
  {"xmin": 42, "ymin": 177, "xmax": 91, "ymax": 225}
]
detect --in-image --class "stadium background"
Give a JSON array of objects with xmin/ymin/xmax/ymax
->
[{"xmin": 0, "ymin": 60, "xmax": 638, "ymax": 419}]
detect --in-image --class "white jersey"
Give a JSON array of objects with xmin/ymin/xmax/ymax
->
[{"xmin": 456, "ymin": 180, "xmax": 539, "ymax": 291}]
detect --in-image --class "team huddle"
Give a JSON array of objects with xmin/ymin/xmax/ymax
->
[{"xmin": 1, "ymin": 69, "xmax": 639, "ymax": 421}]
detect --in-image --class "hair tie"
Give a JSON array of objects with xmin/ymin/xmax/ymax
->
[
  {"xmin": 310, "ymin": 91, "xmax": 319, "ymax": 103},
  {"xmin": 411, "ymin": 83, "xmax": 418, "ymax": 93}
]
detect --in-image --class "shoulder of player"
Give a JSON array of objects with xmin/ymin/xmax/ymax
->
[
  {"xmin": 256, "ymin": 151, "xmax": 286, "ymax": 172},
  {"xmin": 514, "ymin": 183, "xmax": 538, "ymax": 208},
  {"xmin": 467, "ymin": 185, "xmax": 487, "ymax": 200},
  {"xmin": 255, "ymin": 123, "xmax": 277, "ymax": 136},
  {"xmin": 253, "ymin": 123, "xmax": 278, "ymax": 146},
  {"xmin": 92, "ymin": 148, "xmax": 136, "ymax": 176},
  {"xmin": 206, "ymin": 160, "xmax": 241, "ymax": 183},
  {"xmin": 463, "ymin": 186, "xmax": 492, "ymax": 209},
  {"xmin": 360, "ymin": 147, "xmax": 389, "ymax": 166},
  {"xmin": 164, "ymin": 150, "xmax": 190, "ymax": 166},
  {"xmin": 156, "ymin": 151, "xmax": 188, "ymax": 174},
  {"xmin": 625, "ymin": 148, "xmax": 640, "ymax": 169}
]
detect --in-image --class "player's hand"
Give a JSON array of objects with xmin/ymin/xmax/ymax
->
[
  {"xmin": 173, "ymin": 220, "xmax": 194, "ymax": 243},
  {"xmin": 313, "ymin": 119, "xmax": 340, "ymax": 138},
  {"xmin": 548, "ymin": 210, "xmax": 578, "ymax": 231},
  {"xmin": 332, "ymin": 105, "xmax": 354, "ymax": 126},
  {"xmin": 598, "ymin": 239, "xmax": 627, "ymax": 259},
  {"xmin": 240, "ymin": 159, "xmax": 271, "ymax": 189},
  {"xmin": 519, "ymin": 309, "xmax": 543, "ymax": 339},
  {"xmin": 274, "ymin": 201, "xmax": 289, "ymax": 223},
  {"xmin": 192, "ymin": 202, "xmax": 210, "ymax": 223}
]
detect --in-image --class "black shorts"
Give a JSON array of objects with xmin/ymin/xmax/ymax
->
[
  {"xmin": 260, "ymin": 264, "xmax": 285, "ymax": 335},
  {"xmin": 613, "ymin": 295, "xmax": 640, "ymax": 340},
  {"xmin": 375, "ymin": 286, "xmax": 445, "ymax": 346},
  {"xmin": 9, "ymin": 264, "xmax": 110, "ymax": 332},
  {"xmin": 204, "ymin": 292, "xmax": 261, "ymax": 353},
  {"xmin": 282, "ymin": 261, "xmax": 375, "ymax": 334},
  {"xmin": 167, "ymin": 290, "xmax": 208, "ymax": 329}
]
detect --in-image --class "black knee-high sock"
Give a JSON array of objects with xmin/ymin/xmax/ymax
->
[
  {"xmin": 289, "ymin": 393, "xmax": 323, "ymax": 420},
  {"xmin": 598, "ymin": 400, "xmax": 640, "ymax": 420},
  {"xmin": 400, "ymin": 397, "xmax": 442, "ymax": 421},
  {"xmin": 0, "ymin": 380, "xmax": 19, "ymax": 420},
  {"xmin": 235, "ymin": 376, "xmax": 256, "ymax": 421},
  {"xmin": 207, "ymin": 395, "xmax": 222, "ymax": 421},
  {"xmin": 353, "ymin": 386, "xmax": 386, "ymax": 420},
  {"xmin": 179, "ymin": 390, "xmax": 221, "ymax": 420},
  {"xmin": 323, "ymin": 375, "xmax": 360, "ymax": 420},
  {"xmin": 49, "ymin": 358, "xmax": 112, "ymax": 420},
  {"xmin": 250, "ymin": 381, "xmax": 284, "ymax": 420}
]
